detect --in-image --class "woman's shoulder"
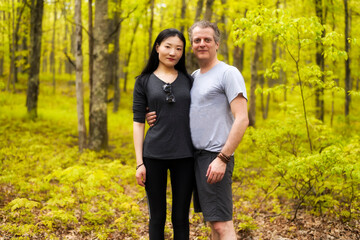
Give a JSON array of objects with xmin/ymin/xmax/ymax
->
[
  {"xmin": 136, "ymin": 73, "xmax": 153, "ymax": 81},
  {"xmin": 178, "ymin": 71, "xmax": 194, "ymax": 85},
  {"xmin": 135, "ymin": 73, "xmax": 154, "ymax": 87}
]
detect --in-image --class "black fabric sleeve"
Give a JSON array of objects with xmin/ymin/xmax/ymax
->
[{"xmin": 133, "ymin": 76, "xmax": 148, "ymax": 123}]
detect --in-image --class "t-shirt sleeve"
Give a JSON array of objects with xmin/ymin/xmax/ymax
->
[
  {"xmin": 222, "ymin": 66, "xmax": 248, "ymax": 103},
  {"xmin": 133, "ymin": 77, "xmax": 147, "ymax": 123}
]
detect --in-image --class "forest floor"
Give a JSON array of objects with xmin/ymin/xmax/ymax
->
[
  {"xmin": 129, "ymin": 191, "xmax": 360, "ymax": 240},
  {"xmin": 1, "ymin": 81, "xmax": 359, "ymax": 240}
]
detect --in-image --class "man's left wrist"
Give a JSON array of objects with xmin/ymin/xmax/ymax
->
[{"xmin": 217, "ymin": 152, "xmax": 230, "ymax": 164}]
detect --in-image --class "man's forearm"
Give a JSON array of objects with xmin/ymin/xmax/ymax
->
[{"xmin": 220, "ymin": 115, "xmax": 248, "ymax": 156}]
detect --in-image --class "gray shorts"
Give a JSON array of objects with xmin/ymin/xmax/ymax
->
[{"xmin": 194, "ymin": 150, "xmax": 234, "ymax": 222}]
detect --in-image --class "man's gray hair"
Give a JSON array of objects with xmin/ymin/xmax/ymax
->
[{"xmin": 188, "ymin": 21, "xmax": 221, "ymax": 44}]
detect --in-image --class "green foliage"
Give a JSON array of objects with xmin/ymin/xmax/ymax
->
[
  {"xmin": 236, "ymin": 214, "xmax": 258, "ymax": 231},
  {"xmin": 234, "ymin": 110, "xmax": 360, "ymax": 222},
  {"xmin": 0, "ymin": 82, "xmax": 146, "ymax": 238}
]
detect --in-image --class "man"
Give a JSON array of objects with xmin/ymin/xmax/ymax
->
[{"xmin": 147, "ymin": 21, "xmax": 248, "ymax": 240}]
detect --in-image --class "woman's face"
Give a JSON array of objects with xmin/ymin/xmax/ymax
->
[{"xmin": 156, "ymin": 36, "xmax": 184, "ymax": 69}]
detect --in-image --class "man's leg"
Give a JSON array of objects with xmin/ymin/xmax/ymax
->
[{"xmin": 209, "ymin": 221, "xmax": 237, "ymax": 240}]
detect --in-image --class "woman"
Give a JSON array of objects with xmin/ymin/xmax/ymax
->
[{"xmin": 132, "ymin": 28, "xmax": 194, "ymax": 240}]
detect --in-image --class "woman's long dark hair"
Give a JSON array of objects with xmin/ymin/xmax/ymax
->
[{"xmin": 138, "ymin": 28, "xmax": 190, "ymax": 81}]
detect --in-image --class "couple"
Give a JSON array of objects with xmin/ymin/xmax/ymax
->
[{"xmin": 133, "ymin": 21, "xmax": 249, "ymax": 240}]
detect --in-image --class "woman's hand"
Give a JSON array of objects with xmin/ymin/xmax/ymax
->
[{"xmin": 136, "ymin": 165, "xmax": 146, "ymax": 187}]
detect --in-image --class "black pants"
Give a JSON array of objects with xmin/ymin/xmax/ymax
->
[{"xmin": 144, "ymin": 157, "xmax": 195, "ymax": 240}]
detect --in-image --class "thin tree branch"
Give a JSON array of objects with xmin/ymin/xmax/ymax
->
[{"xmin": 63, "ymin": 51, "xmax": 76, "ymax": 68}]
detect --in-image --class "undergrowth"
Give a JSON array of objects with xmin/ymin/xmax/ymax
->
[{"xmin": 0, "ymin": 76, "xmax": 359, "ymax": 238}]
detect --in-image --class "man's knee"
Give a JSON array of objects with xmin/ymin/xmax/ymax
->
[
  {"xmin": 210, "ymin": 221, "xmax": 236, "ymax": 239},
  {"xmin": 210, "ymin": 221, "xmax": 228, "ymax": 234}
]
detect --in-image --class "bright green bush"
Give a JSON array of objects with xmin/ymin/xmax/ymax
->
[{"xmin": 234, "ymin": 111, "xmax": 360, "ymax": 222}]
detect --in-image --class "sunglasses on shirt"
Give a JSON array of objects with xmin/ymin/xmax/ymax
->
[{"xmin": 162, "ymin": 83, "xmax": 176, "ymax": 103}]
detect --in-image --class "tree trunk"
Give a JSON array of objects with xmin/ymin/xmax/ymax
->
[
  {"xmin": 195, "ymin": 0, "xmax": 204, "ymax": 22},
  {"xmin": 21, "ymin": 33, "xmax": 28, "ymax": 74},
  {"xmin": 263, "ymin": 40, "xmax": 277, "ymax": 120},
  {"xmin": 148, "ymin": 0, "xmax": 155, "ymax": 57},
  {"xmin": 314, "ymin": 0, "xmax": 326, "ymax": 122},
  {"xmin": 233, "ymin": 45, "xmax": 244, "ymax": 72},
  {"xmin": 63, "ymin": 7, "xmax": 72, "ymax": 74},
  {"xmin": 75, "ymin": 0, "xmax": 87, "ymax": 151},
  {"xmin": 123, "ymin": 18, "xmax": 140, "ymax": 93},
  {"xmin": 279, "ymin": 46, "xmax": 287, "ymax": 101},
  {"xmin": 50, "ymin": 2, "xmax": 57, "ymax": 93},
  {"xmin": 186, "ymin": 0, "xmax": 203, "ymax": 72},
  {"xmin": 13, "ymin": 1, "xmax": 25, "ymax": 83},
  {"xmin": 70, "ymin": 24, "xmax": 76, "ymax": 74},
  {"xmin": 88, "ymin": 0, "xmax": 94, "ymax": 136},
  {"xmin": 233, "ymin": 10, "xmax": 246, "ymax": 72},
  {"xmin": 110, "ymin": 0, "xmax": 121, "ymax": 112},
  {"xmin": 26, "ymin": 0, "xmax": 44, "ymax": 119},
  {"xmin": 42, "ymin": 50, "xmax": 47, "ymax": 73},
  {"xmin": 249, "ymin": 36, "xmax": 261, "ymax": 127},
  {"xmin": 344, "ymin": 0, "xmax": 351, "ymax": 121},
  {"xmin": 180, "ymin": 0, "xmax": 186, "ymax": 33},
  {"xmin": 89, "ymin": 0, "xmax": 109, "ymax": 151},
  {"xmin": 219, "ymin": 0, "xmax": 228, "ymax": 63},
  {"xmin": 204, "ymin": 0, "xmax": 214, "ymax": 21},
  {"xmin": 9, "ymin": 0, "xmax": 16, "ymax": 91}
]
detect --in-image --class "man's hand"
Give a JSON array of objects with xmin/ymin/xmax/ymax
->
[
  {"xmin": 206, "ymin": 158, "xmax": 227, "ymax": 184},
  {"xmin": 145, "ymin": 111, "xmax": 157, "ymax": 127}
]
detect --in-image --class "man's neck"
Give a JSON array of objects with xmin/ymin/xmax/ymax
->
[{"xmin": 199, "ymin": 58, "xmax": 220, "ymax": 74}]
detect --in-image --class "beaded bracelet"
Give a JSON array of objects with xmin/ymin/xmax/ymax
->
[{"xmin": 136, "ymin": 163, "xmax": 144, "ymax": 170}]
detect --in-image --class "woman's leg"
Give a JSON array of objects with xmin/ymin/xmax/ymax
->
[
  {"xmin": 169, "ymin": 157, "xmax": 195, "ymax": 240},
  {"xmin": 144, "ymin": 158, "xmax": 168, "ymax": 240}
]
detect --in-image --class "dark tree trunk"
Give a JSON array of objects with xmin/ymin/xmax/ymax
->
[
  {"xmin": 279, "ymin": 46, "xmax": 287, "ymax": 101},
  {"xmin": 110, "ymin": 0, "xmax": 121, "ymax": 112},
  {"xmin": 233, "ymin": 10, "xmax": 246, "ymax": 72},
  {"xmin": 204, "ymin": 0, "xmax": 214, "ymax": 21},
  {"xmin": 20, "ymin": 0, "xmax": 29, "ymax": 75},
  {"xmin": 12, "ymin": 1, "xmax": 25, "ymax": 86},
  {"xmin": 148, "ymin": 0, "xmax": 155, "ymax": 57},
  {"xmin": 50, "ymin": 2, "xmax": 57, "ymax": 93},
  {"xmin": 9, "ymin": 0, "xmax": 16, "ymax": 91},
  {"xmin": 314, "ymin": 0, "xmax": 326, "ymax": 122},
  {"xmin": 123, "ymin": 18, "xmax": 140, "ymax": 93},
  {"xmin": 88, "ymin": 0, "xmax": 94, "ymax": 136},
  {"xmin": 249, "ymin": 36, "xmax": 261, "ymax": 127},
  {"xmin": 63, "ymin": 7, "xmax": 73, "ymax": 75},
  {"xmin": 186, "ymin": 0, "xmax": 203, "ymax": 72},
  {"xmin": 180, "ymin": 0, "xmax": 186, "ymax": 33},
  {"xmin": 263, "ymin": 40, "xmax": 277, "ymax": 120},
  {"xmin": 26, "ymin": 0, "xmax": 44, "ymax": 119},
  {"xmin": 219, "ymin": 0, "xmax": 228, "ymax": 63},
  {"xmin": 89, "ymin": 0, "xmax": 109, "ymax": 151},
  {"xmin": 344, "ymin": 0, "xmax": 351, "ymax": 121},
  {"xmin": 195, "ymin": 0, "xmax": 204, "ymax": 22},
  {"xmin": 233, "ymin": 45, "xmax": 244, "ymax": 72}
]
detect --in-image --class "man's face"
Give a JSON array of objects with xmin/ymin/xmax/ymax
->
[{"xmin": 191, "ymin": 27, "xmax": 219, "ymax": 63}]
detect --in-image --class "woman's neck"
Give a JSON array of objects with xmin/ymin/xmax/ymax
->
[{"xmin": 154, "ymin": 65, "xmax": 178, "ymax": 83}]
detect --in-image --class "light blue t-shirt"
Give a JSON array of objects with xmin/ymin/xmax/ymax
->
[{"xmin": 190, "ymin": 61, "xmax": 247, "ymax": 152}]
